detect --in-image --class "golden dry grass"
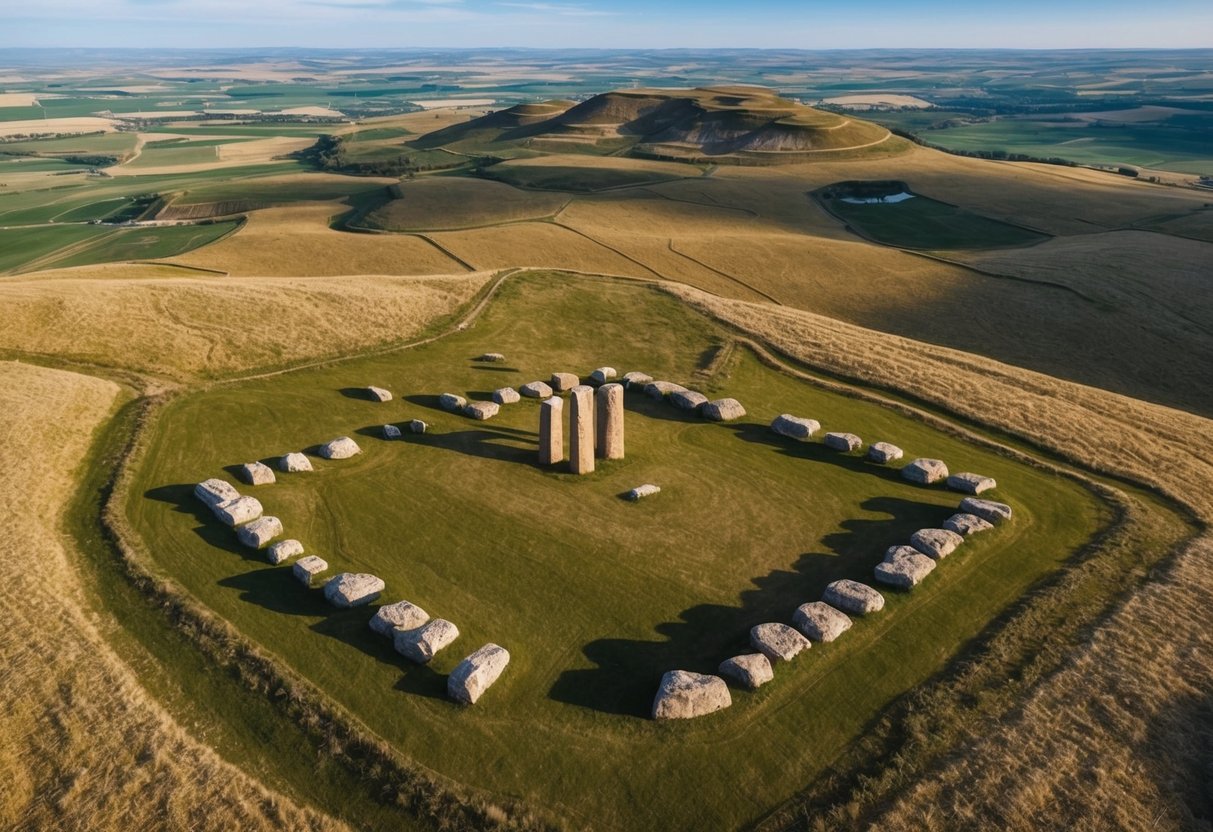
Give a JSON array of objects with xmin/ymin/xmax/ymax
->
[
  {"xmin": 0, "ymin": 117, "xmax": 116, "ymax": 137},
  {"xmin": 0, "ymin": 267, "xmax": 491, "ymax": 379},
  {"xmin": 0, "ymin": 360, "xmax": 346, "ymax": 832},
  {"xmin": 668, "ymin": 284, "xmax": 1213, "ymax": 831},
  {"xmin": 167, "ymin": 204, "xmax": 469, "ymax": 276},
  {"xmin": 426, "ymin": 221, "xmax": 657, "ymax": 276}
]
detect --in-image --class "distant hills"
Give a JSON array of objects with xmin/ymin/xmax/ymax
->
[{"xmin": 412, "ymin": 86, "xmax": 895, "ymax": 164}]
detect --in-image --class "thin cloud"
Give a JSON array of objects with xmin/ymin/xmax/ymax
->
[{"xmin": 497, "ymin": 2, "xmax": 615, "ymax": 16}]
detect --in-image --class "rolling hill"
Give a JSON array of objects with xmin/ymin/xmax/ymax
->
[{"xmin": 412, "ymin": 86, "xmax": 897, "ymax": 163}]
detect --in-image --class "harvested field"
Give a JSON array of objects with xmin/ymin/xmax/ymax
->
[
  {"xmin": 0, "ymin": 116, "xmax": 116, "ymax": 137},
  {"xmin": 0, "ymin": 93, "xmax": 39, "ymax": 108},
  {"xmin": 0, "ymin": 268, "xmax": 489, "ymax": 378},
  {"xmin": 167, "ymin": 204, "xmax": 469, "ymax": 276},
  {"xmin": 0, "ymin": 360, "xmax": 343, "ymax": 832}
]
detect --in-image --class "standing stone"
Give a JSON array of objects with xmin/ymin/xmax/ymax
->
[
  {"xmin": 382, "ymin": 424, "xmax": 402, "ymax": 440},
  {"xmin": 238, "ymin": 462, "xmax": 275, "ymax": 486},
  {"xmin": 293, "ymin": 555, "xmax": 328, "ymax": 586},
  {"xmin": 569, "ymin": 385, "xmax": 595, "ymax": 475},
  {"xmin": 195, "ymin": 478, "xmax": 240, "ymax": 508},
  {"xmin": 771, "ymin": 414, "xmax": 820, "ymax": 440},
  {"xmin": 463, "ymin": 401, "xmax": 500, "ymax": 421},
  {"xmin": 520, "ymin": 381, "xmax": 553, "ymax": 399},
  {"xmin": 750, "ymin": 622, "xmax": 811, "ymax": 662},
  {"xmin": 718, "ymin": 654, "xmax": 774, "ymax": 689},
  {"xmin": 595, "ymin": 383, "xmax": 624, "ymax": 460},
  {"xmin": 369, "ymin": 600, "xmax": 430, "ymax": 637},
  {"xmin": 824, "ymin": 432, "xmax": 863, "ymax": 452},
  {"xmin": 492, "ymin": 387, "xmax": 521, "ymax": 405},
  {"xmin": 823, "ymin": 579, "xmax": 885, "ymax": 615},
  {"xmin": 621, "ymin": 371, "xmax": 653, "ymax": 388},
  {"xmin": 947, "ymin": 472, "xmax": 997, "ymax": 495},
  {"xmin": 279, "ymin": 452, "xmax": 312, "ymax": 473},
  {"xmin": 867, "ymin": 442, "xmax": 904, "ymax": 464},
  {"xmin": 439, "ymin": 393, "xmax": 467, "ymax": 412},
  {"xmin": 447, "ymin": 643, "xmax": 511, "ymax": 704},
  {"xmin": 236, "ymin": 516, "xmax": 282, "ymax": 549},
  {"xmin": 943, "ymin": 512, "xmax": 994, "ymax": 536},
  {"xmin": 539, "ymin": 396, "xmax": 564, "ymax": 465},
  {"xmin": 266, "ymin": 539, "xmax": 304, "ymax": 564},
  {"xmin": 589, "ymin": 367, "xmax": 617, "ymax": 385},
  {"xmin": 652, "ymin": 671, "xmax": 731, "ymax": 720},
  {"xmin": 366, "ymin": 386, "xmax": 392, "ymax": 402},
  {"xmin": 793, "ymin": 602, "xmax": 852, "ymax": 642},
  {"xmin": 902, "ymin": 458, "xmax": 949, "ymax": 485},
  {"xmin": 409, "ymin": 419, "xmax": 428, "ymax": 434},
  {"xmin": 550, "ymin": 372, "xmax": 580, "ymax": 392},
  {"xmin": 702, "ymin": 398, "xmax": 746, "ymax": 422},
  {"xmin": 959, "ymin": 497, "xmax": 1013, "ymax": 524}
]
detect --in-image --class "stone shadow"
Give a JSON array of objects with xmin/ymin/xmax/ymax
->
[
  {"xmin": 621, "ymin": 392, "xmax": 705, "ymax": 424},
  {"xmin": 469, "ymin": 364, "xmax": 520, "ymax": 373},
  {"xmin": 144, "ymin": 483, "xmax": 269, "ymax": 565},
  {"xmin": 548, "ymin": 494, "xmax": 949, "ymax": 718},
  {"xmin": 420, "ymin": 426, "xmax": 540, "ymax": 467},
  {"xmin": 403, "ymin": 393, "xmax": 446, "ymax": 412},
  {"xmin": 218, "ymin": 567, "xmax": 332, "ymax": 616},
  {"xmin": 728, "ymin": 421, "xmax": 941, "ymax": 489}
]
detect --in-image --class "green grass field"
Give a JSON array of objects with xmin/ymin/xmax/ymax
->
[
  {"xmin": 0, "ymin": 221, "xmax": 237, "ymax": 273},
  {"xmin": 818, "ymin": 185, "xmax": 1048, "ymax": 250},
  {"xmin": 0, "ymin": 224, "xmax": 115, "ymax": 272},
  {"xmin": 914, "ymin": 118, "xmax": 1213, "ymax": 174},
  {"xmin": 127, "ymin": 272, "xmax": 1107, "ymax": 829},
  {"xmin": 480, "ymin": 161, "xmax": 694, "ymax": 192}
]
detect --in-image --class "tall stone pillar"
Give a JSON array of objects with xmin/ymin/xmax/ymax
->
[
  {"xmin": 569, "ymin": 385, "xmax": 595, "ymax": 475},
  {"xmin": 596, "ymin": 383, "xmax": 624, "ymax": 460},
  {"xmin": 539, "ymin": 396, "xmax": 563, "ymax": 465}
]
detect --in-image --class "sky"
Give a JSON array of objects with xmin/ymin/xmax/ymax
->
[{"xmin": 2, "ymin": 0, "xmax": 1210, "ymax": 49}]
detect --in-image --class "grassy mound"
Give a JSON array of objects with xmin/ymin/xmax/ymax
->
[
  {"xmin": 817, "ymin": 180, "xmax": 1049, "ymax": 250},
  {"xmin": 410, "ymin": 86, "xmax": 896, "ymax": 164},
  {"xmin": 128, "ymin": 272, "xmax": 1106, "ymax": 828}
]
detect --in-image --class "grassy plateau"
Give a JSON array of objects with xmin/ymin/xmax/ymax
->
[{"xmin": 127, "ymin": 272, "xmax": 1107, "ymax": 829}]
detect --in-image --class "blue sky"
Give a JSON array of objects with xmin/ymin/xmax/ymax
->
[{"xmin": 3, "ymin": 0, "xmax": 1210, "ymax": 49}]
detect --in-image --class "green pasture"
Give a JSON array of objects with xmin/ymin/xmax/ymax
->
[
  {"xmin": 819, "ymin": 186, "xmax": 1048, "ymax": 250},
  {"xmin": 480, "ymin": 161, "xmax": 693, "ymax": 192},
  {"xmin": 919, "ymin": 118, "xmax": 1213, "ymax": 174},
  {"xmin": 0, "ymin": 220, "xmax": 237, "ymax": 273},
  {"xmin": 128, "ymin": 272, "xmax": 1107, "ymax": 829}
]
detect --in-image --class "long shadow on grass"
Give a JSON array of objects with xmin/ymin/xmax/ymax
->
[
  {"xmin": 549, "ymin": 494, "xmax": 951, "ymax": 717},
  {"xmin": 144, "ymin": 483, "xmax": 276, "ymax": 565},
  {"xmin": 351, "ymin": 420, "xmax": 540, "ymax": 466},
  {"xmin": 729, "ymin": 421, "xmax": 931, "ymax": 489}
]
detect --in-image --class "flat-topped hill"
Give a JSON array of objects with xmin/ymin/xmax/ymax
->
[{"xmin": 412, "ymin": 86, "xmax": 898, "ymax": 164}]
